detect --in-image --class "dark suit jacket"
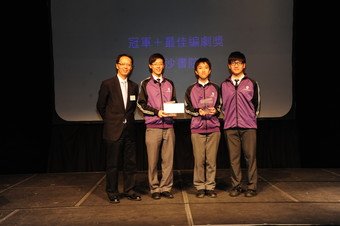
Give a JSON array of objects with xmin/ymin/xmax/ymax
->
[{"xmin": 97, "ymin": 75, "xmax": 139, "ymax": 141}]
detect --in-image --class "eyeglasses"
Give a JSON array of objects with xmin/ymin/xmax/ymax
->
[
  {"xmin": 151, "ymin": 63, "xmax": 164, "ymax": 66},
  {"xmin": 118, "ymin": 63, "xmax": 132, "ymax": 67},
  {"xmin": 230, "ymin": 61, "xmax": 244, "ymax": 66}
]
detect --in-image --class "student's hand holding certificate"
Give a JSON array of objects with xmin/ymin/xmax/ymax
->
[{"xmin": 163, "ymin": 101, "xmax": 184, "ymax": 116}]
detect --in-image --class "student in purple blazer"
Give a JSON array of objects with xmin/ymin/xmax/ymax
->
[
  {"xmin": 184, "ymin": 57, "xmax": 222, "ymax": 198},
  {"xmin": 220, "ymin": 51, "xmax": 261, "ymax": 198},
  {"xmin": 137, "ymin": 53, "xmax": 177, "ymax": 200}
]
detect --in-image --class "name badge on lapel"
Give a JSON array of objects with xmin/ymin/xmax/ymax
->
[{"xmin": 130, "ymin": 95, "xmax": 136, "ymax": 101}]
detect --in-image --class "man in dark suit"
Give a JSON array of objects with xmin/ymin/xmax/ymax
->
[{"xmin": 96, "ymin": 53, "xmax": 141, "ymax": 203}]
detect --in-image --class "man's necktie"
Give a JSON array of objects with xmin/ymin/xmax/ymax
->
[{"xmin": 122, "ymin": 81, "xmax": 128, "ymax": 108}]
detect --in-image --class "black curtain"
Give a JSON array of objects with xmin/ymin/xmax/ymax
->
[{"xmin": 46, "ymin": 119, "xmax": 300, "ymax": 173}]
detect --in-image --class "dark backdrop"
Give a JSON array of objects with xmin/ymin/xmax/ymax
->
[{"xmin": 2, "ymin": 0, "xmax": 339, "ymax": 174}]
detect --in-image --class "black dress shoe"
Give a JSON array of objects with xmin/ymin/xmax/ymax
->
[
  {"xmin": 206, "ymin": 190, "xmax": 217, "ymax": 198},
  {"xmin": 125, "ymin": 193, "xmax": 142, "ymax": 201},
  {"xmin": 196, "ymin": 189, "xmax": 205, "ymax": 198},
  {"xmin": 244, "ymin": 189, "xmax": 257, "ymax": 197},
  {"xmin": 107, "ymin": 193, "xmax": 120, "ymax": 203},
  {"xmin": 161, "ymin": 191, "xmax": 174, "ymax": 199},
  {"xmin": 229, "ymin": 185, "xmax": 244, "ymax": 197},
  {"xmin": 151, "ymin": 192, "xmax": 161, "ymax": 200}
]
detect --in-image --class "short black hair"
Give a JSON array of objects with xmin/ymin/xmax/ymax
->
[
  {"xmin": 194, "ymin": 57, "xmax": 211, "ymax": 70},
  {"xmin": 115, "ymin": 53, "xmax": 134, "ymax": 65},
  {"xmin": 228, "ymin": 51, "xmax": 246, "ymax": 64}
]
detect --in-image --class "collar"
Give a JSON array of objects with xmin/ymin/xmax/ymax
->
[
  {"xmin": 117, "ymin": 74, "xmax": 128, "ymax": 83},
  {"xmin": 152, "ymin": 75, "xmax": 163, "ymax": 83},
  {"xmin": 198, "ymin": 80, "xmax": 210, "ymax": 87},
  {"xmin": 231, "ymin": 74, "xmax": 245, "ymax": 83}
]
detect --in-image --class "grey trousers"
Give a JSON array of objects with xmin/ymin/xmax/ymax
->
[
  {"xmin": 224, "ymin": 129, "xmax": 258, "ymax": 190},
  {"xmin": 191, "ymin": 131, "xmax": 221, "ymax": 191},
  {"xmin": 145, "ymin": 127, "xmax": 175, "ymax": 194}
]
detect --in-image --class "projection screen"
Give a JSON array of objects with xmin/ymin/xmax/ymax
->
[{"xmin": 51, "ymin": 0, "xmax": 293, "ymax": 121}]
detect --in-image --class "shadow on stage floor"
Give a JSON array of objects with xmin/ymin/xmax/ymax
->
[{"xmin": 1, "ymin": 168, "xmax": 340, "ymax": 226}]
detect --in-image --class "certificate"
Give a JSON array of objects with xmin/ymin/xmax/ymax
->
[{"xmin": 163, "ymin": 102, "xmax": 185, "ymax": 114}]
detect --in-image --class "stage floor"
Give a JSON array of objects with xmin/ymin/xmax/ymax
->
[{"xmin": 1, "ymin": 168, "xmax": 340, "ymax": 226}]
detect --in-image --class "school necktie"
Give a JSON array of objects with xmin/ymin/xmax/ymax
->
[{"xmin": 234, "ymin": 79, "xmax": 239, "ymax": 87}]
